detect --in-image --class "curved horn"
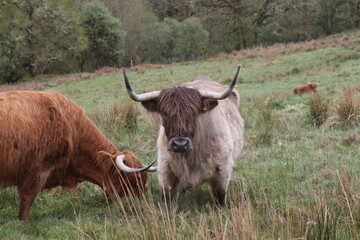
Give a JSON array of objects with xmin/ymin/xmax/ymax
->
[
  {"xmin": 123, "ymin": 68, "xmax": 161, "ymax": 102},
  {"xmin": 115, "ymin": 155, "xmax": 157, "ymax": 173},
  {"xmin": 199, "ymin": 65, "xmax": 241, "ymax": 100}
]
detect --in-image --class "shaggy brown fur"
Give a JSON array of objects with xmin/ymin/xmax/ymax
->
[
  {"xmin": 293, "ymin": 82, "xmax": 319, "ymax": 94},
  {"xmin": 142, "ymin": 87, "xmax": 218, "ymax": 141},
  {"xmin": 0, "ymin": 91, "xmax": 147, "ymax": 222}
]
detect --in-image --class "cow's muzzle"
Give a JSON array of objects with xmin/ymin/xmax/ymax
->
[{"xmin": 169, "ymin": 137, "xmax": 193, "ymax": 152}]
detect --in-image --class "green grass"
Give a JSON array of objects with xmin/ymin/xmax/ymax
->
[{"xmin": 1, "ymin": 30, "xmax": 360, "ymax": 239}]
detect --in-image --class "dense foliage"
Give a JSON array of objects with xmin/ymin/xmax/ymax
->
[
  {"xmin": 0, "ymin": 0, "xmax": 84, "ymax": 83},
  {"xmin": 0, "ymin": 0, "xmax": 359, "ymax": 83},
  {"xmin": 146, "ymin": 17, "xmax": 209, "ymax": 62},
  {"xmin": 81, "ymin": 1, "xmax": 126, "ymax": 71}
]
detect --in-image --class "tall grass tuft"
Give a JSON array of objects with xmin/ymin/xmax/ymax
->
[
  {"xmin": 89, "ymin": 101, "xmax": 140, "ymax": 136},
  {"xmin": 107, "ymin": 182, "xmax": 261, "ymax": 239},
  {"xmin": 307, "ymin": 202, "xmax": 341, "ymax": 240},
  {"xmin": 308, "ymin": 93, "xmax": 329, "ymax": 127},
  {"xmin": 324, "ymin": 85, "xmax": 360, "ymax": 127},
  {"xmin": 251, "ymin": 97, "xmax": 281, "ymax": 146}
]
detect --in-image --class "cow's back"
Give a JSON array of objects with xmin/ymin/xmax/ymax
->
[{"xmin": 0, "ymin": 91, "xmax": 80, "ymax": 187}]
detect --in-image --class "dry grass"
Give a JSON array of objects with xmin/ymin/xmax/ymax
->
[
  {"xmin": 89, "ymin": 101, "xmax": 140, "ymax": 135},
  {"xmin": 71, "ymin": 167, "xmax": 359, "ymax": 239},
  {"xmin": 102, "ymin": 183, "xmax": 261, "ymax": 239},
  {"xmin": 342, "ymin": 133, "xmax": 360, "ymax": 148},
  {"xmin": 229, "ymin": 33, "xmax": 360, "ymax": 60},
  {"xmin": 324, "ymin": 85, "xmax": 360, "ymax": 128},
  {"xmin": 0, "ymin": 66, "xmax": 159, "ymax": 92},
  {"xmin": 213, "ymin": 31, "xmax": 360, "ymax": 62}
]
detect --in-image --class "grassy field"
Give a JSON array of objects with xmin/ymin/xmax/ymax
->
[{"xmin": 1, "ymin": 30, "xmax": 360, "ymax": 239}]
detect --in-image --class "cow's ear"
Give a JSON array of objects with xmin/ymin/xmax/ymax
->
[
  {"xmin": 141, "ymin": 100, "xmax": 158, "ymax": 112},
  {"xmin": 201, "ymin": 99, "xmax": 218, "ymax": 113}
]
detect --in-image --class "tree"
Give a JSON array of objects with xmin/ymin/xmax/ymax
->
[
  {"xmin": 0, "ymin": 6, "xmax": 27, "ymax": 84},
  {"xmin": 195, "ymin": 0, "xmax": 282, "ymax": 52},
  {"xmin": 109, "ymin": 0, "xmax": 157, "ymax": 67},
  {"xmin": 347, "ymin": 0, "xmax": 360, "ymax": 28},
  {"xmin": 0, "ymin": 34, "xmax": 27, "ymax": 84},
  {"xmin": 148, "ymin": 0, "xmax": 194, "ymax": 21},
  {"xmin": 146, "ymin": 17, "xmax": 209, "ymax": 63},
  {"xmin": 259, "ymin": 0, "xmax": 316, "ymax": 44},
  {"xmin": 195, "ymin": 0, "xmax": 251, "ymax": 52},
  {"xmin": 0, "ymin": 0, "xmax": 85, "ymax": 83},
  {"xmin": 312, "ymin": 0, "xmax": 350, "ymax": 35},
  {"xmin": 81, "ymin": 1, "xmax": 126, "ymax": 70},
  {"xmin": 248, "ymin": 0, "xmax": 278, "ymax": 45},
  {"xmin": 175, "ymin": 17, "xmax": 209, "ymax": 61},
  {"xmin": 146, "ymin": 18, "xmax": 180, "ymax": 63}
]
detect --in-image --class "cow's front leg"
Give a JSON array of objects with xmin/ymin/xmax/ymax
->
[
  {"xmin": 159, "ymin": 171, "xmax": 178, "ymax": 205},
  {"xmin": 18, "ymin": 170, "xmax": 51, "ymax": 221},
  {"xmin": 210, "ymin": 166, "xmax": 232, "ymax": 206}
]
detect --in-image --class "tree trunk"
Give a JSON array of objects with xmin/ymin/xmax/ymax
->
[
  {"xmin": 356, "ymin": 1, "xmax": 360, "ymax": 28},
  {"xmin": 303, "ymin": 4, "xmax": 309, "ymax": 40},
  {"xmin": 25, "ymin": 3, "xmax": 36, "ymax": 78},
  {"xmin": 254, "ymin": 31, "xmax": 259, "ymax": 46}
]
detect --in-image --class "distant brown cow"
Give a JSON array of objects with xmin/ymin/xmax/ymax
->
[
  {"xmin": 0, "ymin": 91, "xmax": 154, "ymax": 222},
  {"xmin": 293, "ymin": 82, "xmax": 320, "ymax": 94}
]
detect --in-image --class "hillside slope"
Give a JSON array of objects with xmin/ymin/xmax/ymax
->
[
  {"xmin": 0, "ymin": 30, "xmax": 359, "ymax": 239},
  {"xmin": 51, "ymin": 29, "xmax": 360, "ymax": 111}
]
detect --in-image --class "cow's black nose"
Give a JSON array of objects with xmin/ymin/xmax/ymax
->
[{"xmin": 169, "ymin": 137, "xmax": 192, "ymax": 152}]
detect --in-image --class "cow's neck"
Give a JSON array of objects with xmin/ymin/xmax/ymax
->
[{"xmin": 71, "ymin": 115, "xmax": 118, "ymax": 188}]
